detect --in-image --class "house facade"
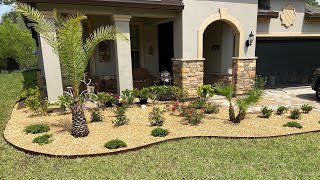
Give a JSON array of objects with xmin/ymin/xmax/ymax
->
[{"xmin": 20, "ymin": 0, "xmax": 320, "ymax": 101}]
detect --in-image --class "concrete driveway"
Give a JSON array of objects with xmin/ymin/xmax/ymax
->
[{"xmin": 210, "ymin": 86, "xmax": 320, "ymax": 112}]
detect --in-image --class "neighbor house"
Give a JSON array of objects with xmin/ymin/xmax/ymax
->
[{"xmin": 19, "ymin": 0, "xmax": 320, "ymax": 101}]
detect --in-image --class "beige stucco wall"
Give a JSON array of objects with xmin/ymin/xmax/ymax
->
[
  {"xmin": 175, "ymin": 0, "xmax": 258, "ymax": 59},
  {"xmin": 257, "ymin": 0, "xmax": 320, "ymax": 35}
]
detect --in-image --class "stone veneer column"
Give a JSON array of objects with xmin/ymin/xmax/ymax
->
[
  {"xmin": 112, "ymin": 15, "xmax": 133, "ymax": 95},
  {"xmin": 232, "ymin": 57, "xmax": 257, "ymax": 95},
  {"xmin": 172, "ymin": 58, "xmax": 205, "ymax": 97}
]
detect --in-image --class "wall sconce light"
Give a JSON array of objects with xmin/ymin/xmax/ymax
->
[{"xmin": 246, "ymin": 31, "xmax": 255, "ymax": 47}]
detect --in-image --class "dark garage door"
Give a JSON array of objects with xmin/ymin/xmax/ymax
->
[{"xmin": 256, "ymin": 39, "xmax": 320, "ymax": 87}]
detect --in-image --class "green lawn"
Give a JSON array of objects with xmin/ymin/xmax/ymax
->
[{"xmin": 1, "ymin": 71, "xmax": 320, "ymax": 179}]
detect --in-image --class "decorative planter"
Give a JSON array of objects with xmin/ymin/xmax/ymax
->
[
  {"xmin": 105, "ymin": 102, "xmax": 113, "ymax": 107},
  {"xmin": 139, "ymin": 99, "xmax": 148, "ymax": 104}
]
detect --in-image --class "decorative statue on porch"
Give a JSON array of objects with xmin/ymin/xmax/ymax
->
[{"xmin": 17, "ymin": 3, "xmax": 127, "ymax": 137}]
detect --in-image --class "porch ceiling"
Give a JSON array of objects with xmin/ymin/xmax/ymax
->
[{"xmin": 19, "ymin": 0, "xmax": 184, "ymax": 10}]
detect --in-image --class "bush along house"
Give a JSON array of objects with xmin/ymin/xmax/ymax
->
[{"xmin": 19, "ymin": 0, "xmax": 320, "ymax": 101}]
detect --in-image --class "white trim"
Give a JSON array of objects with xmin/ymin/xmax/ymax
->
[
  {"xmin": 171, "ymin": 58, "xmax": 205, "ymax": 61},
  {"xmin": 232, "ymin": 57, "xmax": 258, "ymax": 60},
  {"xmin": 257, "ymin": 32, "xmax": 320, "ymax": 37}
]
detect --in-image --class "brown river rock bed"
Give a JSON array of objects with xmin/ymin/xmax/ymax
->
[{"xmin": 4, "ymin": 102, "xmax": 320, "ymax": 156}]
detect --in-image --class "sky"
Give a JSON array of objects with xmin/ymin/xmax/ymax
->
[{"xmin": 0, "ymin": 0, "xmax": 320, "ymax": 17}]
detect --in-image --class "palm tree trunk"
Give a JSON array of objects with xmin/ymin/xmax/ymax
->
[
  {"xmin": 71, "ymin": 101, "xmax": 90, "ymax": 137},
  {"xmin": 235, "ymin": 109, "xmax": 246, "ymax": 123},
  {"xmin": 229, "ymin": 102, "xmax": 236, "ymax": 122}
]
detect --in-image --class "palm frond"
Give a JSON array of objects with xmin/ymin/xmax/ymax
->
[
  {"xmin": 84, "ymin": 25, "xmax": 128, "ymax": 60},
  {"xmin": 53, "ymin": 8, "xmax": 65, "ymax": 28},
  {"xmin": 16, "ymin": 2, "xmax": 57, "ymax": 52},
  {"xmin": 215, "ymin": 84, "xmax": 234, "ymax": 101}
]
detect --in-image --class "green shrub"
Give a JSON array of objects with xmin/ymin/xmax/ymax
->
[
  {"xmin": 276, "ymin": 106, "xmax": 289, "ymax": 115},
  {"xmin": 260, "ymin": 107, "xmax": 273, "ymax": 118},
  {"xmin": 113, "ymin": 106, "xmax": 129, "ymax": 126},
  {"xmin": 185, "ymin": 110, "xmax": 205, "ymax": 125},
  {"xmin": 91, "ymin": 111, "xmax": 103, "ymax": 122},
  {"xmin": 301, "ymin": 104, "xmax": 313, "ymax": 114},
  {"xmin": 104, "ymin": 139, "xmax": 127, "ymax": 149},
  {"xmin": 149, "ymin": 85, "xmax": 174, "ymax": 101},
  {"xmin": 96, "ymin": 92, "xmax": 115, "ymax": 108},
  {"xmin": 283, "ymin": 121, "xmax": 303, "ymax": 129},
  {"xmin": 137, "ymin": 88, "xmax": 150, "ymax": 101},
  {"xmin": 172, "ymin": 86, "xmax": 189, "ymax": 101},
  {"xmin": 196, "ymin": 84, "xmax": 214, "ymax": 101},
  {"xmin": 189, "ymin": 99, "xmax": 206, "ymax": 109},
  {"xmin": 290, "ymin": 108, "xmax": 302, "ymax": 120},
  {"xmin": 25, "ymin": 124, "xmax": 50, "ymax": 134},
  {"xmin": 149, "ymin": 107, "xmax": 164, "ymax": 126},
  {"xmin": 151, "ymin": 128, "xmax": 169, "ymax": 137},
  {"xmin": 253, "ymin": 75, "xmax": 267, "ymax": 90},
  {"xmin": 21, "ymin": 87, "xmax": 49, "ymax": 115},
  {"xmin": 204, "ymin": 102, "xmax": 220, "ymax": 114},
  {"xmin": 58, "ymin": 95, "xmax": 72, "ymax": 111},
  {"xmin": 32, "ymin": 134, "xmax": 53, "ymax": 145},
  {"xmin": 121, "ymin": 89, "xmax": 136, "ymax": 104}
]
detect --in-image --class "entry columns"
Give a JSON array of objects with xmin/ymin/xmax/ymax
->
[{"xmin": 112, "ymin": 15, "xmax": 133, "ymax": 94}]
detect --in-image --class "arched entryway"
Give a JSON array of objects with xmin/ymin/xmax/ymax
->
[
  {"xmin": 197, "ymin": 12, "xmax": 245, "ymax": 86},
  {"xmin": 203, "ymin": 20, "xmax": 235, "ymax": 85}
]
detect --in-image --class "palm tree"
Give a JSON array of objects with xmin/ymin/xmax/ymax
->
[
  {"xmin": 17, "ymin": 3, "xmax": 127, "ymax": 137},
  {"xmin": 215, "ymin": 84, "xmax": 236, "ymax": 122}
]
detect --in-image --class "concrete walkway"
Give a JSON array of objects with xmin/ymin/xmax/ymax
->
[{"xmin": 210, "ymin": 86, "xmax": 320, "ymax": 113}]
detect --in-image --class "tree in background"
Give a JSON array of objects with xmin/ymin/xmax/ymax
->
[
  {"xmin": 0, "ymin": 15, "xmax": 37, "ymax": 71},
  {"xmin": 0, "ymin": 0, "xmax": 15, "ymax": 5},
  {"xmin": 308, "ymin": 0, "xmax": 320, "ymax": 7}
]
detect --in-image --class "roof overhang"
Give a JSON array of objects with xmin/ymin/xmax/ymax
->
[{"xmin": 18, "ymin": 0, "xmax": 184, "ymax": 10}]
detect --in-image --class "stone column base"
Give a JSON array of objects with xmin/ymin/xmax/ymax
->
[
  {"xmin": 172, "ymin": 58, "xmax": 205, "ymax": 97},
  {"xmin": 232, "ymin": 57, "xmax": 257, "ymax": 95}
]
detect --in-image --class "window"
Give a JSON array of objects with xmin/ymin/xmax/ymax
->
[
  {"xmin": 258, "ymin": 0, "xmax": 271, "ymax": 10},
  {"xmin": 130, "ymin": 25, "xmax": 140, "ymax": 68}
]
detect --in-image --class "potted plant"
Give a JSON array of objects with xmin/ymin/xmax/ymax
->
[
  {"xmin": 138, "ymin": 88, "xmax": 150, "ymax": 104},
  {"xmin": 97, "ymin": 92, "xmax": 115, "ymax": 108}
]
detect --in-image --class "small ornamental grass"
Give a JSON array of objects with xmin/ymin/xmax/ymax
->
[
  {"xmin": 149, "ymin": 107, "xmax": 164, "ymax": 126},
  {"xmin": 301, "ymin": 104, "xmax": 313, "ymax": 114},
  {"xmin": 25, "ymin": 124, "xmax": 50, "ymax": 134},
  {"xmin": 204, "ymin": 102, "xmax": 220, "ymax": 114},
  {"xmin": 276, "ymin": 106, "xmax": 289, "ymax": 115},
  {"xmin": 283, "ymin": 121, "xmax": 303, "ymax": 129},
  {"xmin": 151, "ymin": 128, "xmax": 169, "ymax": 137},
  {"xmin": 260, "ymin": 107, "xmax": 273, "ymax": 118},
  {"xmin": 32, "ymin": 134, "xmax": 53, "ymax": 145},
  {"xmin": 113, "ymin": 106, "xmax": 129, "ymax": 126},
  {"xmin": 290, "ymin": 108, "xmax": 302, "ymax": 120},
  {"xmin": 91, "ymin": 111, "xmax": 103, "ymax": 122},
  {"xmin": 104, "ymin": 139, "xmax": 127, "ymax": 149}
]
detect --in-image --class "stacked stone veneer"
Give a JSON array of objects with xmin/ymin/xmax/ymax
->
[
  {"xmin": 232, "ymin": 58, "xmax": 257, "ymax": 95},
  {"xmin": 172, "ymin": 59, "xmax": 204, "ymax": 97}
]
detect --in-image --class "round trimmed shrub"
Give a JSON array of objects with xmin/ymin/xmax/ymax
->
[
  {"xmin": 104, "ymin": 139, "xmax": 127, "ymax": 149},
  {"xmin": 283, "ymin": 121, "xmax": 303, "ymax": 129},
  {"xmin": 32, "ymin": 134, "xmax": 53, "ymax": 145},
  {"xmin": 25, "ymin": 124, "xmax": 50, "ymax": 134},
  {"xmin": 151, "ymin": 128, "xmax": 169, "ymax": 137}
]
